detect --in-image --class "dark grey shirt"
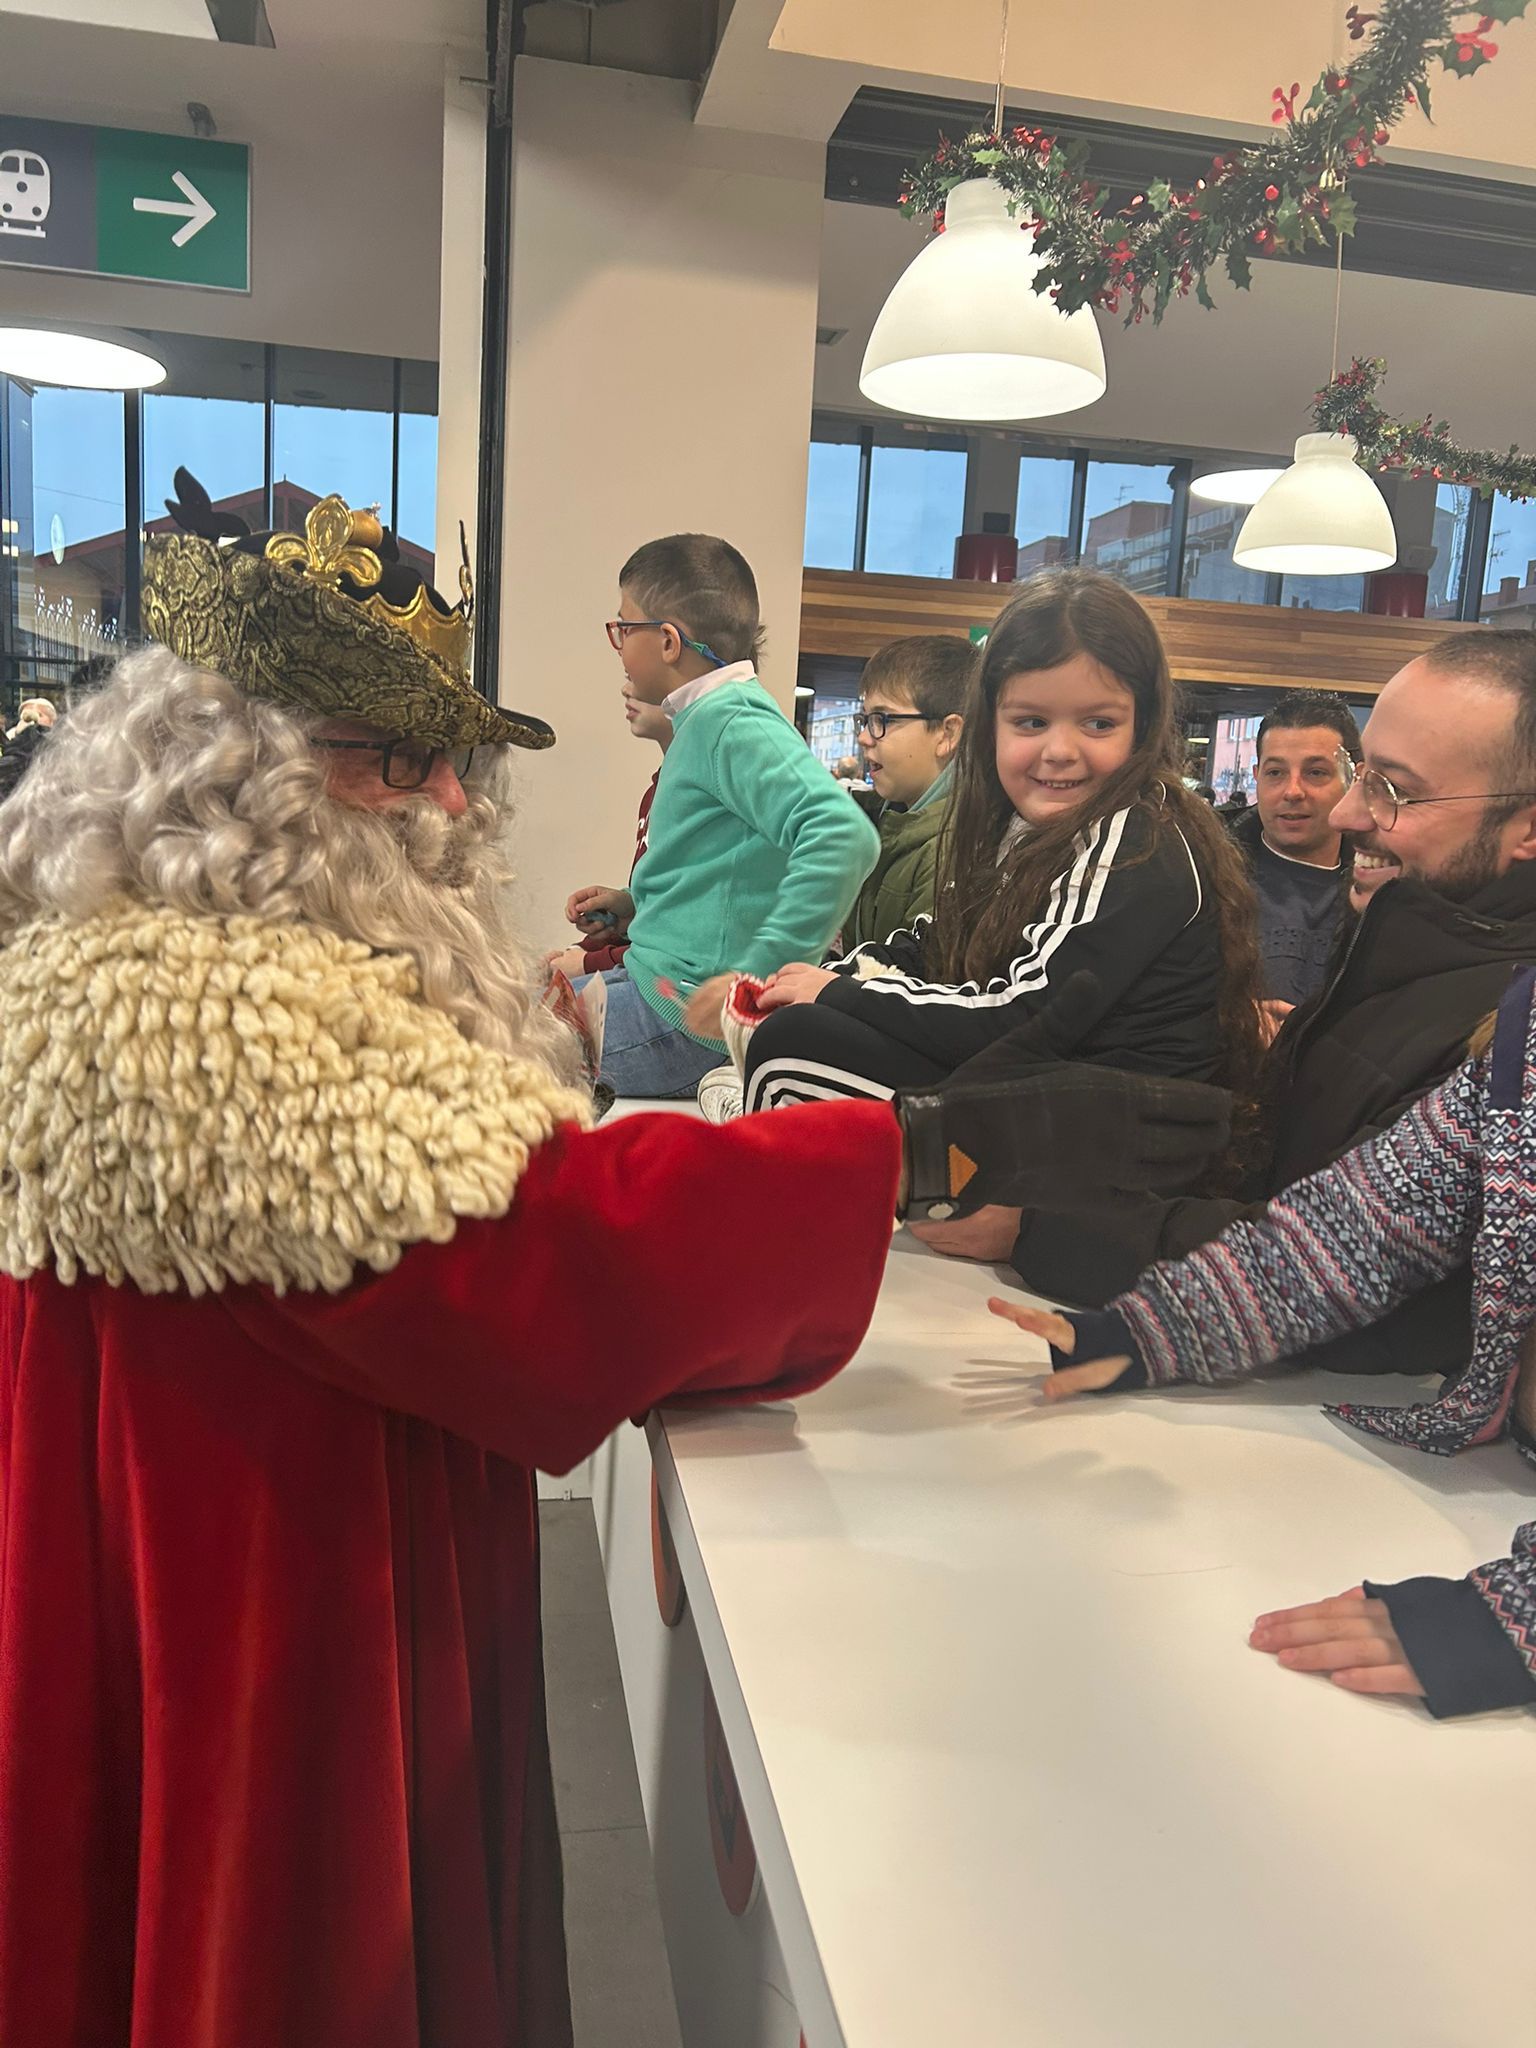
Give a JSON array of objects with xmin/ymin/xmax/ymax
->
[{"xmin": 1253, "ymin": 837, "xmax": 1346, "ymax": 1006}]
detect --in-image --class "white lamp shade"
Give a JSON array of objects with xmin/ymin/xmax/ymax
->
[
  {"xmin": 0, "ymin": 324, "xmax": 166, "ymax": 390},
  {"xmin": 1189, "ymin": 466, "xmax": 1286, "ymax": 506},
  {"xmin": 859, "ymin": 177, "xmax": 1106, "ymax": 423},
  {"xmin": 1233, "ymin": 433, "xmax": 1396, "ymax": 576}
]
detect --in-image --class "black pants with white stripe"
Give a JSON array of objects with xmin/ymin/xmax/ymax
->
[{"xmin": 742, "ymin": 1004, "xmax": 947, "ymax": 1113}]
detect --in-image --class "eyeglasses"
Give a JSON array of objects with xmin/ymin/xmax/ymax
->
[
  {"xmin": 1340, "ymin": 753, "xmax": 1536, "ymax": 833},
  {"xmin": 312, "ymin": 737, "xmax": 476, "ymax": 791},
  {"xmin": 853, "ymin": 709, "xmax": 932, "ymax": 742},
  {"xmin": 604, "ymin": 619, "xmax": 725, "ymax": 666}
]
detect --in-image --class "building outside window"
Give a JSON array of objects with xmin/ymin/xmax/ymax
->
[
  {"xmin": 1179, "ymin": 500, "xmax": 1271, "ymax": 605},
  {"xmin": 1079, "ymin": 460, "xmax": 1175, "ymax": 596},
  {"xmin": 0, "ymin": 338, "xmax": 440, "ymax": 716},
  {"xmin": 1426, "ymin": 482, "xmax": 1473, "ymax": 621},
  {"xmin": 1480, "ymin": 492, "xmax": 1536, "ymax": 627}
]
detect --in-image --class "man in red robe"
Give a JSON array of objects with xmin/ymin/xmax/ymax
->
[
  {"xmin": 0, "ymin": 480, "xmax": 908, "ymax": 2048},
  {"xmin": 0, "ymin": 478, "xmax": 1231, "ymax": 2046}
]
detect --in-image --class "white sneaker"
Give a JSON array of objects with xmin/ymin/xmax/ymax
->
[{"xmin": 697, "ymin": 1065, "xmax": 744, "ymax": 1123}]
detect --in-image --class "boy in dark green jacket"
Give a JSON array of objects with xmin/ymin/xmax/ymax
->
[{"xmin": 845, "ymin": 635, "xmax": 973, "ymax": 949}]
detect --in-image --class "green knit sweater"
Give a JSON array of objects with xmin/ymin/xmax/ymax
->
[{"xmin": 625, "ymin": 676, "xmax": 878, "ymax": 1042}]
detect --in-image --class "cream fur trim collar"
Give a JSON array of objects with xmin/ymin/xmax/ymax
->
[{"xmin": 0, "ymin": 901, "xmax": 591, "ymax": 1295}]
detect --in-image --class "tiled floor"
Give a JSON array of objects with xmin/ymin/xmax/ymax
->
[{"xmin": 541, "ymin": 1499, "xmax": 684, "ymax": 2048}]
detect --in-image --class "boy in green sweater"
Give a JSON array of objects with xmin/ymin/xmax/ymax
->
[
  {"xmin": 845, "ymin": 634, "xmax": 972, "ymax": 949},
  {"xmin": 574, "ymin": 533, "xmax": 877, "ymax": 1097}
]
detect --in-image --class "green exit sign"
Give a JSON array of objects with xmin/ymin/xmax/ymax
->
[{"xmin": 0, "ymin": 116, "xmax": 250, "ymax": 293}]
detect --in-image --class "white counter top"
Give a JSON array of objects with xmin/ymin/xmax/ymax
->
[{"xmin": 651, "ymin": 1231, "xmax": 1534, "ymax": 2048}]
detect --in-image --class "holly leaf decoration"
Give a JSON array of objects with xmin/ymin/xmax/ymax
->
[
  {"xmin": 1439, "ymin": 37, "xmax": 1495, "ymax": 72},
  {"xmin": 1328, "ymin": 189, "xmax": 1359, "ymax": 236},
  {"xmin": 1274, "ymin": 194, "xmax": 1303, "ymax": 246},
  {"xmin": 1195, "ymin": 272, "xmax": 1217, "ymax": 311},
  {"xmin": 1482, "ymin": 0, "xmax": 1528, "ymax": 20},
  {"xmin": 971, "ymin": 146, "xmax": 1005, "ymax": 165},
  {"xmin": 1147, "ymin": 177, "xmax": 1174, "ymax": 214}
]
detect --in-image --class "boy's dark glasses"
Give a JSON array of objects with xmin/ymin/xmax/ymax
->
[
  {"xmin": 605, "ymin": 619, "xmax": 725, "ymax": 667},
  {"xmin": 854, "ymin": 710, "xmax": 931, "ymax": 742},
  {"xmin": 312, "ymin": 738, "xmax": 476, "ymax": 791}
]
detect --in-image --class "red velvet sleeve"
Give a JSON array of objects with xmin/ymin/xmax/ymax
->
[{"xmin": 231, "ymin": 1100, "xmax": 900, "ymax": 1474}]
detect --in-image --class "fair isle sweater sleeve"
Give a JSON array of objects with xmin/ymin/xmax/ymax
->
[
  {"xmin": 814, "ymin": 805, "xmax": 1201, "ymax": 1069},
  {"xmin": 1111, "ymin": 1053, "xmax": 1487, "ymax": 1386},
  {"xmin": 710, "ymin": 706, "xmax": 879, "ymax": 979},
  {"xmin": 1367, "ymin": 1539, "xmax": 1536, "ymax": 1718}
]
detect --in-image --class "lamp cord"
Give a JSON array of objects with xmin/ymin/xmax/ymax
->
[
  {"xmin": 993, "ymin": 0, "xmax": 1012, "ymax": 136},
  {"xmin": 1330, "ymin": 217, "xmax": 1344, "ymax": 384}
]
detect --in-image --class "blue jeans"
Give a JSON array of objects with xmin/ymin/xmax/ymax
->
[{"xmin": 576, "ymin": 967, "xmax": 724, "ymax": 1100}]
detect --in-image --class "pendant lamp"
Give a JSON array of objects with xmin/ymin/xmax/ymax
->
[
  {"xmin": 1232, "ymin": 196, "xmax": 1395, "ymax": 575},
  {"xmin": 858, "ymin": 0, "xmax": 1106, "ymax": 424},
  {"xmin": 0, "ymin": 323, "xmax": 165, "ymax": 390},
  {"xmin": 1189, "ymin": 465, "xmax": 1285, "ymax": 506},
  {"xmin": 1232, "ymin": 432, "xmax": 1397, "ymax": 574},
  {"xmin": 859, "ymin": 177, "xmax": 1107, "ymax": 422}
]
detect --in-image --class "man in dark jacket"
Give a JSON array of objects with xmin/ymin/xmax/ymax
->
[
  {"xmin": 918, "ymin": 628, "xmax": 1536, "ymax": 1384},
  {"xmin": 1230, "ymin": 689, "xmax": 1360, "ymax": 1008}
]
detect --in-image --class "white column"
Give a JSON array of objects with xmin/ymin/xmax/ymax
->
[
  {"xmin": 497, "ymin": 57, "xmax": 826, "ymax": 953},
  {"xmin": 435, "ymin": 50, "xmax": 489, "ymax": 582}
]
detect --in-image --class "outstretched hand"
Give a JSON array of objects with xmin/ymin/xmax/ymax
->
[
  {"xmin": 1249, "ymin": 1588, "xmax": 1425, "ymax": 1698},
  {"xmin": 985, "ymin": 1298, "xmax": 1134, "ymax": 1401}
]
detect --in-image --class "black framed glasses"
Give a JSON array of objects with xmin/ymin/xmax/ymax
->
[
  {"xmin": 604, "ymin": 619, "xmax": 725, "ymax": 666},
  {"xmin": 312, "ymin": 737, "xmax": 476, "ymax": 791},
  {"xmin": 853, "ymin": 709, "xmax": 931, "ymax": 742},
  {"xmin": 1341, "ymin": 753, "xmax": 1536, "ymax": 832}
]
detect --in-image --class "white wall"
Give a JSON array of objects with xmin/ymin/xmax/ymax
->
[
  {"xmin": 497, "ymin": 58, "xmax": 825, "ymax": 953},
  {"xmin": 0, "ymin": 13, "xmax": 445, "ymax": 359},
  {"xmin": 435, "ymin": 47, "xmax": 487, "ymax": 577}
]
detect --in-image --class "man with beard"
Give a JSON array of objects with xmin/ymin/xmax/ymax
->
[
  {"xmin": 0, "ymin": 477, "xmax": 1232, "ymax": 2048},
  {"xmin": 917, "ymin": 631, "xmax": 1536, "ymax": 1383}
]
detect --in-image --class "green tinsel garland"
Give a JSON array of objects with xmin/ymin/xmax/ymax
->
[
  {"xmin": 1315, "ymin": 357, "xmax": 1536, "ymax": 499},
  {"xmin": 898, "ymin": 0, "xmax": 1527, "ymax": 322}
]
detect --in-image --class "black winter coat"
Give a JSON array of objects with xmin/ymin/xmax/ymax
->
[{"xmin": 1011, "ymin": 863, "xmax": 1536, "ymax": 1380}]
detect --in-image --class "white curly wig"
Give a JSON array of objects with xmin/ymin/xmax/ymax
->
[{"xmin": 0, "ymin": 643, "xmax": 582, "ymax": 1083}]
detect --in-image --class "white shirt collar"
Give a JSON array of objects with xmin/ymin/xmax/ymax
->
[{"xmin": 663, "ymin": 661, "xmax": 756, "ymax": 721}]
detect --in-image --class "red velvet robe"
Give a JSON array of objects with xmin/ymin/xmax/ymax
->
[{"xmin": 0, "ymin": 1102, "xmax": 900, "ymax": 2048}]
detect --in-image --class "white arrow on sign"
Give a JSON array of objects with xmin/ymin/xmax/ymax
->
[{"xmin": 132, "ymin": 169, "xmax": 216, "ymax": 248}]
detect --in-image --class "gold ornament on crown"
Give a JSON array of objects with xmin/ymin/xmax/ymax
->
[{"xmin": 263, "ymin": 493, "xmax": 473, "ymax": 677}]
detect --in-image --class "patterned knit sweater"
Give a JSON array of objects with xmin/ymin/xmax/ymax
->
[{"xmin": 1062, "ymin": 965, "xmax": 1536, "ymax": 1719}]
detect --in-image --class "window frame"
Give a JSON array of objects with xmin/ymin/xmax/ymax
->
[{"xmin": 0, "ymin": 343, "xmax": 439, "ymax": 717}]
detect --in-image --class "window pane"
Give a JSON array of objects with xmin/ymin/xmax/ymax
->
[
  {"xmin": 863, "ymin": 444, "xmax": 967, "ymax": 578},
  {"xmin": 1279, "ymin": 573, "xmax": 1366, "ymax": 612},
  {"xmin": 1481, "ymin": 493, "xmax": 1536, "ymax": 626},
  {"xmin": 1081, "ymin": 460, "xmax": 1173, "ymax": 595},
  {"xmin": 804, "ymin": 440, "xmax": 860, "ymax": 570},
  {"xmin": 142, "ymin": 334, "xmax": 264, "ymax": 544},
  {"xmin": 1426, "ymin": 482, "xmax": 1473, "ymax": 621},
  {"xmin": 1180, "ymin": 499, "xmax": 1270, "ymax": 604},
  {"xmin": 4, "ymin": 381, "xmax": 125, "ymax": 699},
  {"xmin": 274, "ymin": 346, "xmax": 394, "ymax": 529},
  {"xmin": 1014, "ymin": 455, "xmax": 1075, "ymax": 577},
  {"xmin": 397, "ymin": 359, "xmax": 439, "ymax": 582}
]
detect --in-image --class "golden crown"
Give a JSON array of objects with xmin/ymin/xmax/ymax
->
[{"xmin": 264, "ymin": 494, "xmax": 473, "ymax": 677}]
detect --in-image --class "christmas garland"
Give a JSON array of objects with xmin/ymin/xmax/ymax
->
[
  {"xmin": 1315, "ymin": 356, "xmax": 1536, "ymax": 498},
  {"xmin": 899, "ymin": 0, "xmax": 1526, "ymax": 322}
]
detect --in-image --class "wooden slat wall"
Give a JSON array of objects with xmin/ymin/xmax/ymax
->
[{"xmin": 800, "ymin": 569, "xmax": 1471, "ymax": 697}]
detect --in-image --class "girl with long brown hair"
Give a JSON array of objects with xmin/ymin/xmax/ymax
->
[{"xmin": 743, "ymin": 568, "xmax": 1266, "ymax": 1133}]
